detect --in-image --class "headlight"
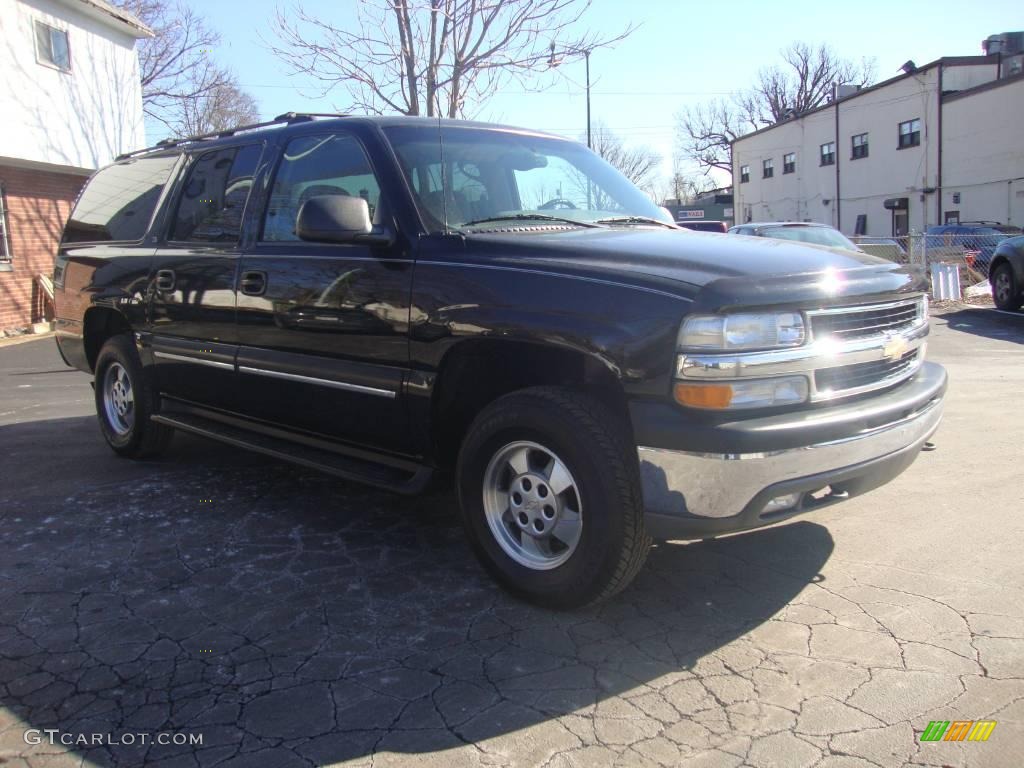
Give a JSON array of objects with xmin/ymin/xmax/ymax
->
[
  {"xmin": 674, "ymin": 376, "xmax": 809, "ymax": 410},
  {"xmin": 678, "ymin": 311, "xmax": 806, "ymax": 351},
  {"xmin": 917, "ymin": 295, "xmax": 929, "ymax": 324}
]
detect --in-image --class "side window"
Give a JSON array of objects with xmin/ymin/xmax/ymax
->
[
  {"xmin": 63, "ymin": 154, "xmax": 178, "ymax": 243},
  {"xmin": 262, "ymin": 134, "xmax": 381, "ymax": 242},
  {"xmin": 171, "ymin": 144, "xmax": 261, "ymax": 243}
]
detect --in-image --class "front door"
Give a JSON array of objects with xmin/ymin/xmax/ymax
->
[
  {"xmin": 892, "ymin": 209, "xmax": 909, "ymax": 237},
  {"xmin": 234, "ymin": 131, "xmax": 415, "ymax": 454},
  {"xmin": 149, "ymin": 143, "xmax": 263, "ymax": 411}
]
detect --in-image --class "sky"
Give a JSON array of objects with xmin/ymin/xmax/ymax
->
[{"xmin": 188, "ymin": 0, "xmax": 1020, "ymax": 192}]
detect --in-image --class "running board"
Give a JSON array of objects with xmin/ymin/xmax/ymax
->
[{"xmin": 151, "ymin": 412, "xmax": 433, "ymax": 495}]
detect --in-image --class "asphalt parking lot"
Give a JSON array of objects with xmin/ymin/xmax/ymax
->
[{"xmin": 1, "ymin": 306, "xmax": 1022, "ymax": 768}]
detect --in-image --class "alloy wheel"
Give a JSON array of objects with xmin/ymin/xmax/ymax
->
[
  {"xmin": 102, "ymin": 362, "xmax": 135, "ymax": 436},
  {"xmin": 481, "ymin": 440, "xmax": 583, "ymax": 570}
]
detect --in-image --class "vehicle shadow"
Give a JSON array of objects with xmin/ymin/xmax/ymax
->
[
  {"xmin": 0, "ymin": 416, "xmax": 834, "ymax": 767},
  {"xmin": 937, "ymin": 307, "xmax": 1024, "ymax": 345}
]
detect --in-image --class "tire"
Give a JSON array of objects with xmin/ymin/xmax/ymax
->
[
  {"xmin": 456, "ymin": 386, "xmax": 650, "ymax": 609},
  {"xmin": 94, "ymin": 334, "xmax": 173, "ymax": 458},
  {"xmin": 991, "ymin": 263, "xmax": 1022, "ymax": 311}
]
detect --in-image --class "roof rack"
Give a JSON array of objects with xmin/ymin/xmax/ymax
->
[{"xmin": 115, "ymin": 112, "xmax": 349, "ymax": 161}]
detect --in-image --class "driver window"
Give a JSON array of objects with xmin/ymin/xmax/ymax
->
[{"xmin": 262, "ymin": 134, "xmax": 382, "ymax": 242}]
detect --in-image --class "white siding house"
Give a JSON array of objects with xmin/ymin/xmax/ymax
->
[
  {"xmin": 0, "ymin": 0, "xmax": 150, "ymax": 331},
  {"xmin": 730, "ymin": 54, "xmax": 1024, "ymax": 237},
  {"xmin": 1, "ymin": 0, "xmax": 150, "ymax": 172}
]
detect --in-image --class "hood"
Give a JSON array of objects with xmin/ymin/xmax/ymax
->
[{"xmin": 465, "ymin": 227, "xmax": 926, "ymax": 310}]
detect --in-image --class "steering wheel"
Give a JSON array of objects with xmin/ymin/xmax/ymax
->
[{"xmin": 537, "ymin": 198, "xmax": 577, "ymax": 211}]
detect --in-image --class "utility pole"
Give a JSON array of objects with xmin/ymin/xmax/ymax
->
[
  {"xmin": 549, "ymin": 43, "xmax": 593, "ymax": 149},
  {"xmin": 584, "ymin": 49, "xmax": 591, "ymax": 149}
]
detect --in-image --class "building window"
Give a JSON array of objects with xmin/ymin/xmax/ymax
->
[
  {"xmin": 898, "ymin": 118, "xmax": 921, "ymax": 149},
  {"xmin": 820, "ymin": 142, "xmax": 835, "ymax": 166},
  {"xmin": 762, "ymin": 159, "xmax": 773, "ymax": 179},
  {"xmin": 783, "ymin": 153, "xmax": 796, "ymax": 174},
  {"xmin": 851, "ymin": 133, "xmax": 869, "ymax": 159},
  {"xmin": 740, "ymin": 165, "xmax": 750, "ymax": 184},
  {"xmin": 34, "ymin": 21, "xmax": 71, "ymax": 72},
  {"xmin": 0, "ymin": 185, "xmax": 11, "ymax": 267}
]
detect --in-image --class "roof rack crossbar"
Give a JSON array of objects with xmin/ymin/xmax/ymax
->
[{"xmin": 115, "ymin": 112, "xmax": 350, "ymax": 161}]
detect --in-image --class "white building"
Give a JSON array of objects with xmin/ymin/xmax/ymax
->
[
  {"xmin": 0, "ymin": 0, "xmax": 150, "ymax": 330},
  {"xmin": 732, "ymin": 47, "xmax": 1024, "ymax": 238},
  {"xmin": 1, "ymin": 0, "xmax": 150, "ymax": 170}
]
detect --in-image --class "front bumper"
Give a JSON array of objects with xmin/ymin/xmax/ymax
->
[{"xmin": 636, "ymin": 361, "xmax": 946, "ymax": 540}]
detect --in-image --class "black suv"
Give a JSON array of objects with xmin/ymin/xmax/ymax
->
[{"xmin": 54, "ymin": 114, "xmax": 947, "ymax": 608}]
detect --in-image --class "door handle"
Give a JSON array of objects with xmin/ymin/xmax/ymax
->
[
  {"xmin": 240, "ymin": 270, "xmax": 267, "ymax": 296},
  {"xmin": 155, "ymin": 269, "xmax": 175, "ymax": 292}
]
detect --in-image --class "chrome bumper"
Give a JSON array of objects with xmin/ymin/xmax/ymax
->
[{"xmin": 638, "ymin": 394, "xmax": 943, "ymax": 534}]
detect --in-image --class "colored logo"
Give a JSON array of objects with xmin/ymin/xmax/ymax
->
[
  {"xmin": 881, "ymin": 333, "xmax": 908, "ymax": 361},
  {"xmin": 920, "ymin": 720, "xmax": 996, "ymax": 742}
]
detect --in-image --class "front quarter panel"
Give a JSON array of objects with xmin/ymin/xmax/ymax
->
[{"xmin": 409, "ymin": 238, "xmax": 690, "ymax": 399}]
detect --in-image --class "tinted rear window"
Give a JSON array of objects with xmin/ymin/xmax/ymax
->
[
  {"xmin": 63, "ymin": 155, "xmax": 178, "ymax": 243},
  {"xmin": 171, "ymin": 144, "xmax": 262, "ymax": 243}
]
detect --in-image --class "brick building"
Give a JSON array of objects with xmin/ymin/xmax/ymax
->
[{"xmin": 0, "ymin": 0, "xmax": 150, "ymax": 332}]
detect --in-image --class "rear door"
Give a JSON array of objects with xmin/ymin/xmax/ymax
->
[
  {"xmin": 148, "ymin": 142, "xmax": 263, "ymax": 411},
  {"xmin": 233, "ymin": 130, "xmax": 415, "ymax": 453}
]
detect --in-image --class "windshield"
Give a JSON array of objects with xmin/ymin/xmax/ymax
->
[
  {"xmin": 762, "ymin": 225, "xmax": 858, "ymax": 250},
  {"xmin": 383, "ymin": 125, "xmax": 668, "ymax": 232}
]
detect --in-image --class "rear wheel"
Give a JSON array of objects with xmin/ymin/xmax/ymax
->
[
  {"xmin": 94, "ymin": 335, "xmax": 173, "ymax": 458},
  {"xmin": 991, "ymin": 263, "xmax": 1022, "ymax": 311},
  {"xmin": 456, "ymin": 387, "xmax": 650, "ymax": 609}
]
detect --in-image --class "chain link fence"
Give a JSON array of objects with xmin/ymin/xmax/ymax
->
[{"xmin": 851, "ymin": 233, "xmax": 998, "ymax": 299}]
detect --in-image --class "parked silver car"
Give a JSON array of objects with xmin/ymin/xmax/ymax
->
[{"xmin": 729, "ymin": 222, "xmax": 863, "ymax": 251}]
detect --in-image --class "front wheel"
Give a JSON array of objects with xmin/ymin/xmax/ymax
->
[
  {"xmin": 456, "ymin": 387, "xmax": 650, "ymax": 609},
  {"xmin": 94, "ymin": 334, "xmax": 174, "ymax": 458},
  {"xmin": 991, "ymin": 263, "xmax": 1022, "ymax": 311}
]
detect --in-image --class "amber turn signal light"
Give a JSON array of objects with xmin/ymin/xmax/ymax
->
[{"xmin": 673, "ymin": 383, "xmax": 733, "ymax": 409}]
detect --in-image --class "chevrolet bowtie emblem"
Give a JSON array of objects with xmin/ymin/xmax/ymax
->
[{"xmin": 882, "ymin": 335, "xmax": 908, "ymax": 361}]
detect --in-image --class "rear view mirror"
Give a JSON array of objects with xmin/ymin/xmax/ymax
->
[
  {"xmin": 296, "ymin": 195, "xmax": 380, "ymax": 244},
  {"xmin": 499, "ymin": 150, "xmax": 548, "ymax": 171}
]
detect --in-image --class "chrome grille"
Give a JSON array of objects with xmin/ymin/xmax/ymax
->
[
  {"xmin": 676, "ymin": 295, "xmax": 930, "ymax": 405},
  {"xmin": 815, "ymin": 350, "xmax": 920, "ymax": 395},
  {"xmin": 810, "ymin": 299, "xmax": 920, "ymax": 341}
]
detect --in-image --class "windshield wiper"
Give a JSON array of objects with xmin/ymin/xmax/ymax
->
[
  {"xmin": 594, "ymin": 216, "xmax": 677, "ymax": 229},
  {"xmin": 459, "ymin": 214, "xmax": 602, "ymax": 229}
]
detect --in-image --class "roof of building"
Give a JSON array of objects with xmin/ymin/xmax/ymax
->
[
  {"xmin": 57, "ymin": 0, "xmax": 153, "ymax": 39},
  {"xmin": 730, "ymin": 55, "xmax": 996, "ymax": 147}
]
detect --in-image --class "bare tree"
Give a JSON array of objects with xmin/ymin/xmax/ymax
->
[
  {"xmin": 677, "ymin": 100, "xmax": 757, "ymax": 177},
  {"xmin": 677, "ymin": 42, "xmax": 876, "ymax": 176},
  {"xmin": 115, "ymin": 0, "xmax": 248, "ymax": 132},
  {"xmin": 170, "ymin": 78, "xmax": 261, "ymax": 137},
  {"xmin": 269, "ymin": 0, "xmax": 634, "ymax": 118},
  {"xmin": 589, "ymin": 122, "xmax": 661, "ymax": 191}
]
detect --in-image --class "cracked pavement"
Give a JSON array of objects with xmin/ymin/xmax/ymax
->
[{"xmin": 1, "ymin": 306, "xmax": 1022, "ymax": 767}]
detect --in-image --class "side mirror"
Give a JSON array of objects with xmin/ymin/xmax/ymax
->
[{"xmin": 296, "ymin": 195, "xmax": 391, "ymax": 245}]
